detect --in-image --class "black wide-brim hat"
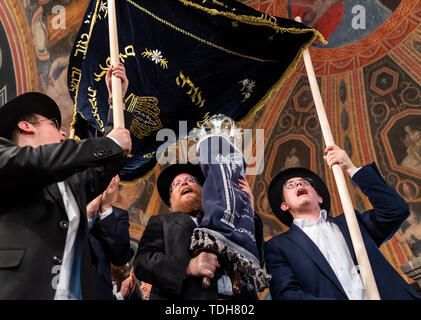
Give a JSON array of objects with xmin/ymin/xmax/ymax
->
[
  {"xmin": 0, "ymin": 92, "xmax": 61, "ymax": 139},
  {"xmin": 157, "ymin": 163, "xmax": 206, "ymax": 207},
  {"xmin": 268, "ymin": 167, "xmax": 331, "ymax": 227}
]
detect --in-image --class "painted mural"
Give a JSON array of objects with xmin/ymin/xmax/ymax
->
[
  {"xmin": 0, "ymin": 0, "xmax": 87, "ymax": 132},
  {"xmin": 0, "ymin": 15, "xmax": 17, "ymax": 105},
  {"xmin": 1, "ymin": 0, "xmax": 421, "ymax": 296},
  {"xmin": 287, "ymin": 0, "xmax": 402, "ymax": 48}
]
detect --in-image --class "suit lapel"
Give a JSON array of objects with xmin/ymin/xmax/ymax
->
[
  {"xmin": 66, "ymin": 178, "xmax": 85, "ymax": 215},
  {"xmin": 65, "ymin": 177, "xmax": 89, "ymax": 237},
  {"xmin": 45, "ymin": 183, "xmax": 66, "ymax": 212},
  {"xmin": 46, "ymin": 178, "xmax": 86, "ymax": 231},
  {"xmin": 287, "ymin": 224, "xmax": 348, "ymax": 298},
  {"xmin": 331, "ymin": 216, "xmax": 358, "ymax": 265},
  {"xmin": 171, "ymin": 212, "xmax": 197, "ymax": 232}
]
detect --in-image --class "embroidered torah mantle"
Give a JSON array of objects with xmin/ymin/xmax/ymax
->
[{"xmin": 190, "ymin": 134, "xmax": 270, "ymax": 292}]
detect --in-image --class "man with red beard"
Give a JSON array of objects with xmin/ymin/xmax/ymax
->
[
  {"xmin": 133, "ymin": 163, "xmax": 263, "ymax": 299},
  {"xmin": 265, "ymin": 144, "xmax": 421, "ymax": 300}
]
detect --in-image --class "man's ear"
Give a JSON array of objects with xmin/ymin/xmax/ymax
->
[
  {"xmin": 17, "ymin": 121, "xmax": 35, "ymax": 135},
  {"xmin": 317, "ymin": 195, "xmax": 323, "ymax": 205},
  {"xmin": 280, "ymin": 201, "xmax": 289, "ymax": 212}
]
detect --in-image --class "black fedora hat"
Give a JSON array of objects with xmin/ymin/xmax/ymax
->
[
  {"xmin": 157, "ymin": 163, "xmax": 206, "ymax": 207},
  {"xmin": 0, "ymin": 92, "xmax": 61, "ymax": 139},
  {"xmin": 268, "ymin": 167, "xmax": 330, "ymax": 227}
]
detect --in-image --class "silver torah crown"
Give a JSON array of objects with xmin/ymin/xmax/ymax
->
[{"xmin": 196, "ymin": 114, "xmax": 243, "ymax": 150}]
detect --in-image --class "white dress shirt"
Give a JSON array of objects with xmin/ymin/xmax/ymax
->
[
  {"xmin": 54, "ymin": 181, "xmax": 82, "ymax": 300},
  {"xmin": 53, "ymin": 136, "xmax": 121, "ymax": 300},
  {"xmin": 293, "ymin": 210, "xmax": 367, "ymax": 300},
  {"xmin": 88, "ymin": 207, "xmax": 114, "ymax": 229}
]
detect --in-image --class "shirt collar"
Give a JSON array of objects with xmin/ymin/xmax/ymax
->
[
  {"xmin": 186, "ymin": 210, "xmax": 204, "ymax": 225},
  {"xmin": 293, "ymin": 209, "xmax": 328, "ymax": 228}
]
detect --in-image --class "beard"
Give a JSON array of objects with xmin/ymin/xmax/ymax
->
[{"xmin": 169, "ymin": 187, "xmax": 203, "ymax": 213}]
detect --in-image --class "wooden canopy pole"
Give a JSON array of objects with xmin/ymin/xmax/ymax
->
[
  {"xmin": 108, "ymin": 0, "xmax": 125, "ymax": 128},
  {"xmin": 295, "ymin": 17, "xmax": 380, "ymax": 300},
  {"xmin": 68, "ymin": 0, "xmax": 123, "ymax": 140}
]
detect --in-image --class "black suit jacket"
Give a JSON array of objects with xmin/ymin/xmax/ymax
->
[
  {"xmin": 0, "ymin": 136, "xmax": 125, "ymax": 299},
  {"xmin": 88, "ymin": 206, "xmax": 131, "ymax": 300},
  {"xmin": 133, "ymin": 211, "xmax": 264, "ymax": 300}
]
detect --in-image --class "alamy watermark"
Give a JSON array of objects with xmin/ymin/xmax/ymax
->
[
  {"xmin": 51, "ymin": 5, "xmax": 66, "ymax": 30},
  {"xmin": 51, "ymin": 265, "xmax": 61, "ymax": 290},
  {"xmin": 155, "ymin": 121, "xmax": 265, "ymax": 175},
  {"xmin": 352, "ymin": 5, "xmax": 366, "ymax": 30}
]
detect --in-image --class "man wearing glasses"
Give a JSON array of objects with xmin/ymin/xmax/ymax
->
[
  {"xmin": 264, "ymin": 144, "xmax": 421, "ymax": 300},
  {"xmin": 0, "ymin": 89, "xmax": 131, "ymax": 299},
  {"xmin": 133, "ymin": 163, "xmax": 263, "ymax": 299}
]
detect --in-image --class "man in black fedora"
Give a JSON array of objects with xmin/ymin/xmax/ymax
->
[
  {"xmin": 264, "ymin": 144, "xmax": 421, "ymax": 300},
  {"xmin": 133, "ymin": 162, "xmax": 263, "ymax": 299},
  {"xmin": 0, "ymin": 90, "xmax": 131, "ymax": 299}
]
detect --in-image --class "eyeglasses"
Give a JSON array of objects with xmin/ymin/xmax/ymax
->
[
  {"xmin": 28, "ymin": 118, "xmax": 59, "ymax": 130},
  {"xmin": 283, "ymin": 178, "xmax": 313, "ymax": 190},
  {"xmin": 171, "ymin": 176, "xmax": 198, "ymax": 191}
]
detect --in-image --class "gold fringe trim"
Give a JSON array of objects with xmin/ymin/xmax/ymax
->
[
  {"xmin": 177, "ymin": 0, "xmax": 327, "ymax": 44},
  {"xmin": 127, "ymin": 0, "xmax": 278, "ymax": 62}
]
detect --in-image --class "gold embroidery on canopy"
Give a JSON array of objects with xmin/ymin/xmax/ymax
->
[
  {"xmin": 126, "ymin": 94, "xmax": 163, "ymax": 140},
  {"xmin": 176, "ymin": 71, "xmax": 206, "ymax": 108},
  {"xmin": 126, "ymin": 0, "xmax": 280, "ymax": 63},
  {"xmin": 88, "ymin": 86, "xmax": 105, "ymax": 132},
  {"xmin": 70, "ymin": 0, "xmax": 102, "ymax": 136},
  {"xmin": 141, "ymin": 48, "xmax": 169, "ymax": 69},
  {"xmin": 176, "ymin": 0, "xmax": 326, "ymax": 45},
  {"xmin": 94, "ymin": 45, "xmax": 136, "ymax": 82}
]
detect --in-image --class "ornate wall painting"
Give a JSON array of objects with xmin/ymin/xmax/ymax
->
[
  {"xmin": 259, "ymin": 122, "xmax": 321, "ymax": 234},
  {"xmin": 287, "ymin": 0, "xmax": 402, "ymax": 48},
  {"xmin": 0, "ymin": 18, "xmax": 17, "ymax": 104},
  {"xmin": 383, "ymin": 112, "xmax": 421, "ymax": 257},
  {"xmin": 0, "ymin": 0, "xmax": 38, "ymax": 106},
  {"xmin": 384, "ymin": 113, "xmax": 421, "ymax": 179},
  {"xmin": 362, "ymin": 51, "xmax": 421, "ymax": 261}
]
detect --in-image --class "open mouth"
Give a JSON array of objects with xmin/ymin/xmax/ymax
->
[
  {"xmin": 296, "ymin": 188, "xmax": 308, "ymax": 197},
  {"xmin": 181, "ymin": 187, "xmax": 193, "ymax": 195}
]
